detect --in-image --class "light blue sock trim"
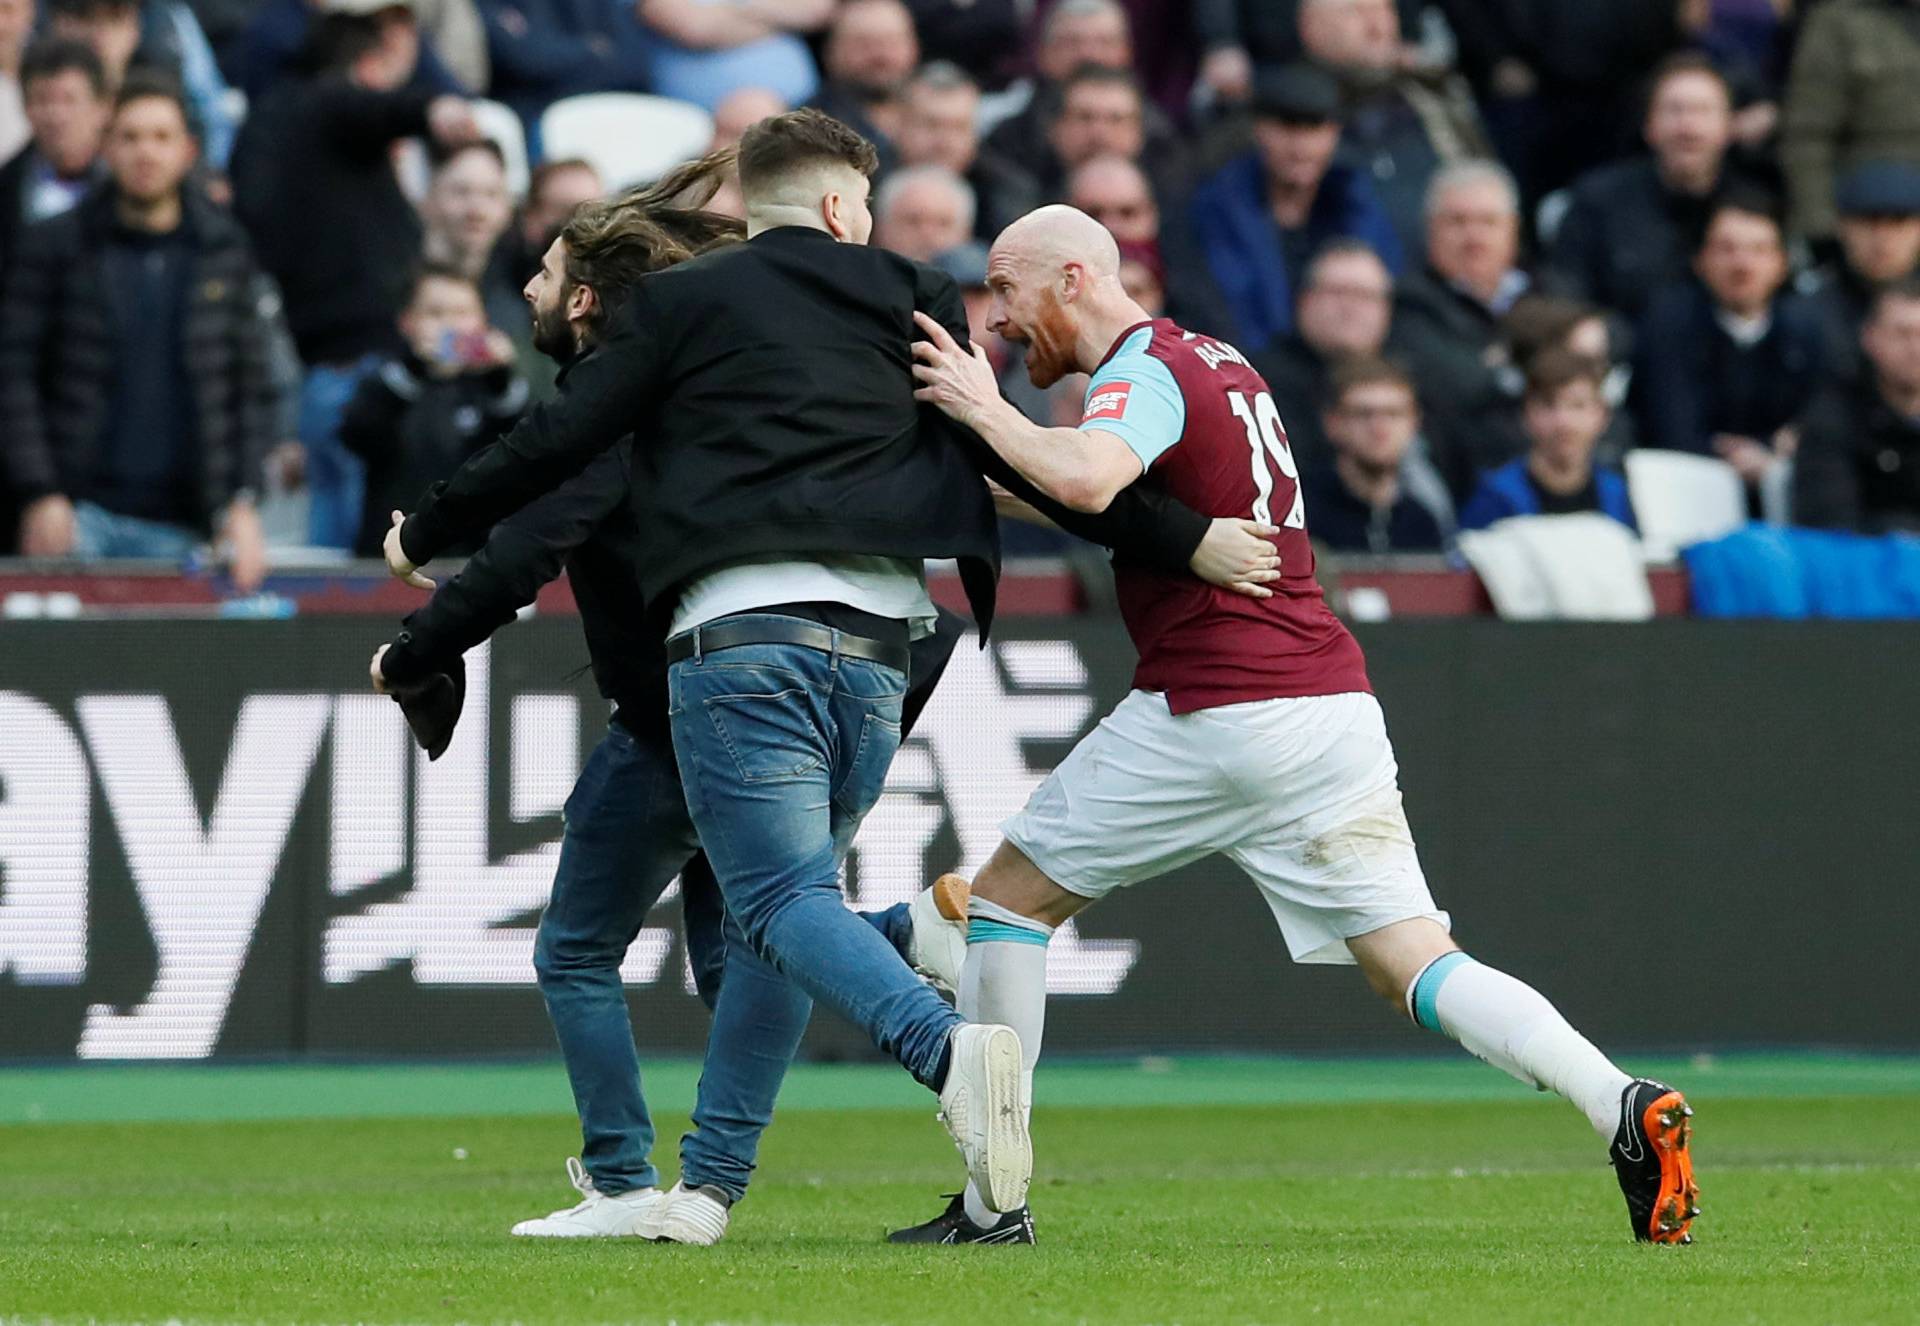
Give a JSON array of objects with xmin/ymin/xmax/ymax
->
[
  {"xmin": 1411, "ymin": 951, "xmax": 1475, "ymax": 1033},
  {"xmin": 968, "ymin": 919, "xmax": 1051, "ymax": 947}
]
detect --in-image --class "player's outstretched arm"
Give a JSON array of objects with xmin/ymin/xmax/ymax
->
[
  {"xmin": 394, "ymin": 291, "xmax": 668, "ymax": 574},
  {"xmin": 911, "ymin": 311, "xmax": 1142, "ymax": 513}
]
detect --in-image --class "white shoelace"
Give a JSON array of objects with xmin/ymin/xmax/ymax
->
[{"xmin": 556, "ymin": 1156, "xmax": 603, "ymax": 1216}]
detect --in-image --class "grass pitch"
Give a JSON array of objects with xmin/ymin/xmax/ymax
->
[{"xmin": 1, "ymin": 1056, "xmax": 1916, "ymax": 1326}]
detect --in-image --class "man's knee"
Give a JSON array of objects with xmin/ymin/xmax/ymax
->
[
  {"xmin": 532, "ymin": 914, "xmax": 623, "ymax": 989},
  {"xmin": 972, "ymin": 841, "xmax": 1089, "ymax": 928},
  {"xmin": 1345, "ymin": 918, "xmax": 1459, "ymax": 1017}
]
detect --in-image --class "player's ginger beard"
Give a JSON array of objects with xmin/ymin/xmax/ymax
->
[{"xmin": 1022, "ymin": 288, "xmax": 1083, "ymax": 389}]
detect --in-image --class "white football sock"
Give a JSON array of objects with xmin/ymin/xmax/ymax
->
[
  {"xmin": 959, "ymin": 896, "xmax": 1052, "ymax": 1227},
  {"xmin": 1407, "ymin": 952, "xmax": 1631, "ymax": 1138}
]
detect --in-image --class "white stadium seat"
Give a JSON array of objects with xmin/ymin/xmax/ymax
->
[
  {"xmin": 1625, "ymin": 449, "xmax": 1748, "ymax": 562},
  {"xmin": 539, "ymin": 94, "xmax": 716, "ymax": 191},
  {"xmin": 472, "ymin": 98, "xmax": 531, "ymax": 198}
]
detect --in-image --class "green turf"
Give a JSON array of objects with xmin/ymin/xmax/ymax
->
[{"xmin": 2, "ymin": 1062, "xmax": 1917, "ymax": 1325}]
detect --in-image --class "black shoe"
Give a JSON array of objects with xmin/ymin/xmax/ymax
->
[
  {"xmin": 886, "ymin": 1192, "xmax": 1035, "ymax": 1245},
  {"xmin": 1609, "ymin": 1079, "xmax": 1700, "ymax": 1244}
]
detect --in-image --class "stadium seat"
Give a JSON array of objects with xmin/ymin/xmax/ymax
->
[
  {"xmin": 473, "ymin": 99, "xmax": 531, "ymax": 198},
  {"xmin": 539, "ymin": 94, "xmax": 716, "ymax": 190},
  {"xmin": 1625, "ymin": 449, "xmax": 1748, "ymax": 562},
  {"xmin": 1459, "ymin": 513, "xmax": 1654, "ymax": 621}
]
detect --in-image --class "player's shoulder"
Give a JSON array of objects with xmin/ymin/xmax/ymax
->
[{"xmin": 1138, "ymin": 320, "xmax": 1258, "ymax": 376}]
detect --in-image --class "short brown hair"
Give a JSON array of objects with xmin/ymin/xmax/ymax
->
[
  {"xmin": 737, "ymin": 108, "xmax": 879, "ymax": 197},
  {"xmin": 560, "ymin": 147, "xmax": 746, "ymax": 330},
  {"xmin": 1523, "ymin": 347, "xmax": 1607, "ymax": 402},
  {"xmin": 113, "ymin": 68, "xmax": 192, "ymax": 128},
  {"xmin": 1328, "ymin": 355, "xmax": 1415, "ymax": 405}
]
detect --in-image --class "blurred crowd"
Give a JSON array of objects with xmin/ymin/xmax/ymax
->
[{"xmin": 4, "ymin": 0, "xmax": 1920, "ymax": 592}]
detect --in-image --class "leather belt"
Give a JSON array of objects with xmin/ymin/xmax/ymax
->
[{"xmin": 665, "ymin": 617, "xmax": 911, "ymax": 673}]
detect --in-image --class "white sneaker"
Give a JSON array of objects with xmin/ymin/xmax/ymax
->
[
  {"xmin": 937, "ymin": 1023, "xmax": 1030, "ymax": 1214},
  {"xmin": 651, "ymin": 1181, "xmax": 731, "ymax": 1246},
  {"xmin": 908, "ymin": 874, "xmax": 971, "ymax": 994},
  {"xmin": 509, "ymin": 1157, "xmax": 665, "ymax": 1237}
]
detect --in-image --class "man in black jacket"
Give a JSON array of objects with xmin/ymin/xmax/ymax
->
[
  {"xmin": 1795, "ymin": 279, "xmax": 1920, "ymax": 533},
  {"xmin": 0, "ymin": 72, "xmax": 270, "ymax": 582},
  {"xmin": 387, "ymin": 110, "xmax": 1277, "ymax": 1219},
  {"xmin": 373, "ymin": 175, "xmax": 974, "ymax": 1244}
]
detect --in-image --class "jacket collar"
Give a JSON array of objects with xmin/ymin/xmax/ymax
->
[{"xmin": 749, "ymin": 224, "xmax": 842, "ymax": 247}]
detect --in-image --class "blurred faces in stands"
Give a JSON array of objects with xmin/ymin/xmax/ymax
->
[
  {"xmin": 1118, "ymin": 254, "xmax": 1163, "ymax": 316},
  {"xmin": 710, "ymin": 86, "xmax": 787, "ymax": 150},
  {"xmin": 1835, "ymin": 165, "xmax": 1920, "ymax": 287},
  {"xmin": 874, "ymin": 163, "xmax": 973, "ymax": 262},
  {"xmin": 1644, "ymin": 58, "xmax": 1732, "ymax": 195},
  {"xmin": 0, "ymin": 0, "xmax": 33, "ymax": 66},
  {"xmin": 22, "ymin": 38, "xmax": 107, "ymax": 176},
  {"xmin": 1863, "ymin": 285, "xmax": 1920, "ymax": 398},
  {"xmin": 1049, "ymin": 66, "xmax": 1144, "ymax": 172},
  {"xmin": 423, "ymin": 139, "xmax": 511, "ymax": 276},
  {"xmin": 46, "ymin": 0, "xmax": 137, "ymax": 87},
  {"xmin": 1298, "ymin": 0, "xmax": 1400, "ymax": 76},
  {"xmin": 1425, "ymin": 162, "xmax": 1521, "ymax": 305},
  {"xmin": 1325, "ymin": 361, "xmax": 1420, "ymax": 477},
  {"xmin": 1037, "ymin": 0, "xmax": 1131, "ymax": 81},
  {"xmin": 344, "ymin": 2, "xmax": 422, "ymax": 92},
  {"xmin": 1068, "ymin": 154, "xmax": 1156, "ymax": 244},
  {"xmin": 401, "ymin": 266, "xmax": 490, "ymax": 369},
  {"xmin": 103, "ymin": 77, "xmax": 194, "ymax": 207},
  {"xmin": 1522, "ymin": 350, "xmax": 1611, "ymax": 478},
  {"xmin": 520, "ymin": 157, "xmax": 602, "ymax": 251},
  {"xmin": 1695, "ymin": 198, "xmax": 1788, "ymax": 319},
  {"xmin": 897, "ymin": 62, "xmax": 979, "ymax": 176},
  {"xmin": 1252, "ymin": 110, "xmax": 1340, "ymax": 198},
  {"xmin": 1297, "ymin": 241, "xmax": 1393, "ymax": 356},
  {"xmin": 824, "ymin": 0, "xmax": 918, "ymax": 100}
]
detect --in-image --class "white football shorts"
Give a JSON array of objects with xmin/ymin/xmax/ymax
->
[{"xmin": 1001, "ymin": 690, "xmax": 1448, "ymax": 965}]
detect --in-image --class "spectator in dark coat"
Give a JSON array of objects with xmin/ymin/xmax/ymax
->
[
  {"xmin": 231, "ymin": 9, "xmax": 481, "ymax": 548},
  {"xmin": 1302, "ymin": 354, "xmax": 1449, "ymax": 553},
  {"xmin": 1389, "ymin": 157, "xmax": 1539, "ymax": 495},
  {"xmin": 1188, "ymin": 63, "xmax": 1402, "ymax": 353},
  {"xmin": 897, "ymin": 0, "xmax": 1020, "ymax": 85},
  {"xmin": 808, "ymin": 0, "xmax": 917, "ymax": 171},
  {"xmin": 478, "ymin": 0, "xmax": 652, "ymax": 129},
  {"xmin": 1030, "ymin": 62, "xmax": 1166, "ymax": 201},
  {"xmin": 1460, "ymin": 348, "xmax": 1637, "ymax": 532},
  {"xmin": 1254, "ymin": 237, "xmax": 1394, "ymax": 474},
  {"xmin": 341, "ymin": 263, "xmax": 526, "ymax": 556},
  {"xmin": 1632, "ymin": 192, "xmax": 1823, "ymax": 497},
  {"xmin": 0, "ymin": 39, "xmax": 109, "ymax": 268},
  {"xmin": 1794, "ymin": 279, "xmax": 1920, "ymax": 533},
  {"xmin": 1549, "ymin": 53, "xmax": 1746, "ymax": 322},
  {"xmin": 0, "ymin": 74, "xmax": 271, "ymax": 581},
  {"xmin": 1297, "ymin": 0, "xmax": 1491, "ymax": 258},
  {"xmin": 1803, "ymin": 160, "xmax": 1920, "ymax": 381},
  {"xmin": 893, "ymin": 60, "xmax": 1038, "ymax": 242}
]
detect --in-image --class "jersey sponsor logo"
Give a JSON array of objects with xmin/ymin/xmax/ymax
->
[{"xmin": 1082, "ymin": 382, "xmax": 1133, "ymax": 423}]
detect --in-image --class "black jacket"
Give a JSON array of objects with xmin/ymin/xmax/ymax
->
[
  {"xmin": 1630, "ymin": 280, "xmax": 1824, "ymax": 455},
  {"xmin": 1388, "ymin": 266, "xmax": 1532, "ymax": 496},
  {"xmin": 1547, "ymin": 157, "xmax": 1721, "ymax": 323},
  {"xmin": 402, "ymin": 226, "xmax": 1209, "ymax": 637},
  {"xmin": 340, "ymin": 355, "xmax": 530, "ymax": 556},
  {"xmin": 1792, "ymin": 373, "xmax": 1920, "ymax": 533},
  {"xmin": 0, "ymin": 186, "xmax": 275, "ymax": 527},
  {"xmin": 230, "ymin": 76, "xmax": 433, "ymax": 364}
]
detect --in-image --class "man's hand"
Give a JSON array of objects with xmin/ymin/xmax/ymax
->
[
  {"xmin": 384, "ymin": 510, "xmax": 435, "ymax": 589},
  {"xmin": 1198, "ymin": 46, "xmax": 1252, "ymax": 102},
  {"xmin": 426, "ymin": 95, "xmax": 481, "ymax": 147},
  {"xmin": 911, "ymin": 310, "xmax": 1004, "ymax": 431},
  {"xmin": 1192, "ymin": 518, "xmax": 1281, "ymax": 600},
  {"xmin": 19, "ymin": 493, "xmax": 76, "ymax": 556},
  {"xmin": 1712, "ymin": 432, "xmax": 1780, "ymax": 486},
  {"xmin": 220, "ymin": 501, "xmax": 269, "ymax": 594},
  {"xmin": 369, "ymin": 643, "xmax": 392, "ymax": 696}
]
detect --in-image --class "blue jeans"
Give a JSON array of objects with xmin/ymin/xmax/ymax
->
[
  {"xmin": 298, "ymin": 357, "xmax": 378, "ymax": 550},
  {"xmin": 69, "ymin": 502, "xmax": 199, "ymax": 560},
  {"xmin": 667, "ymin": 617, "xmax": 963, "ymax": 1090},
  {"xmin": 535, "ymin": 719, "xmax": 913, "ymax": 1200}
]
